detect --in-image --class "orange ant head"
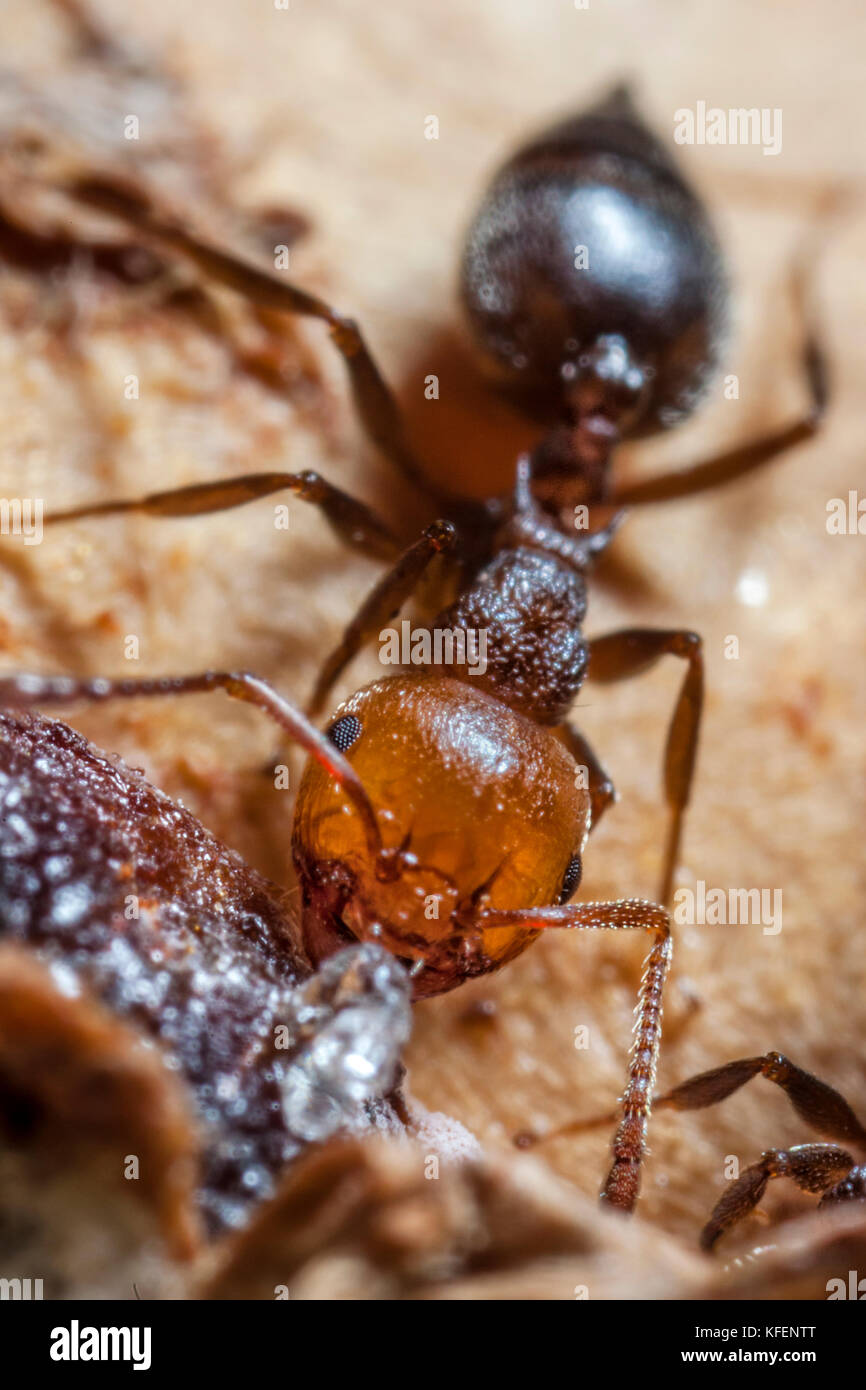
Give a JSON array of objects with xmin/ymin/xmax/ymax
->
[{"xmin": 292, "ymin": 674, "xmax": 590, "ymax": 998}]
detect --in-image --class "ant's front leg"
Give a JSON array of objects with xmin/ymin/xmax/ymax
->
[
  {"xmin": 478, "ymin": 897, "xmax": 672, "ymax": 1213},
  {"xmin": 587, "ymin": 628, "xmax": 704, "ymax": 904}
]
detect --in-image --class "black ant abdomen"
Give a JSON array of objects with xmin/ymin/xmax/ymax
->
[{"xmin": 460, "ymin": 86, "xmax": 728, "ymax": 482}]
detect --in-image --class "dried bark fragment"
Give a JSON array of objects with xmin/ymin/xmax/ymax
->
[
  {"xmin": 0, "ymin": 710, "xmax": 408, "ymax": 1231},
  {"xmin": 202, "ymin": 1136, "xmax": 704, "ymax": 1301},
  {"xmin": 0, "ymin": 943, "xmax": 198, "ymax": 1296}
]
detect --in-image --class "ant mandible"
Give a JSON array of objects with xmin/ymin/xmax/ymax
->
[{"xmin": 0, "ymin": 87, "xmax": 828, "ymax": 1216}]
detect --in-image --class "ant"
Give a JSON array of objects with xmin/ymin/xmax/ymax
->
[{"xmin": 0, "ymin": 86, "xmax": 830, "ymax": 1218}]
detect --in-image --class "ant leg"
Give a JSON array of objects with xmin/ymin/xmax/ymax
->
[
  {"xmin": 44, "ymin": 471, "xmax": 400, "ymax": 564},
  {"xmin": 477, "ymin": 898, "xmax": 671, "ymax": 1212},
  {"xmin": 68, "ymin": 177, "xmax": 443, "ymax": 502},
  {"xmin": 560, "ymin": 723, "xmax": 616, "ymax": 835},
  {"xmin": 308, "ymin": 520, "xmax": 457, "ymax": 718},
  {"xmin": 518, "ymin": 1047, "xmax": 866, "ymax": 1154},
  {"xmin": 820, "ymin": 1167, "xmax": 866, "ymax": 1208},
  {"xmin": 638, "ymin": 1051, "xmax": 866, "ymax": 1249},
  {"xmin": 700, "ymin": 1145, "xmax": 855, "ymax": 1252},
  {"xmin": 587, "ymin": 628, "xmax": 704, "ymax": 903},
  {"xmin": 614, "ymin": 250, "xmax": 827, "ymax": 506},
  {"xmin": 0, "ymin": 670, "xmax": 385, "ymax": 860},
  {"xmin": 651, "ymin": 1050, "xmax": 866, "ymax": 1145}
]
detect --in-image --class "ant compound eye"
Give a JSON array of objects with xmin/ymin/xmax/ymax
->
[
  {"xmin": 325, "ymin": 714, "xmax": 362, "ymax": 752},
  {"xmin": 558, "ymin": 854, "xmax": 582, "ymax": 904}
]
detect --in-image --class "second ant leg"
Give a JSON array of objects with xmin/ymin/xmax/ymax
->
[
  {"xmin": 700, "ymin": 1145, "xmax": 855, "ymax": 1251},
  {"xmin": 645, "ymin": 1050, "xmax": 866, "ymax": 1249},
  {"xmin": 45, "ymin": 471, "xmax": 401, "ymax": 564},
  {"xmin": 587, "ymin": 628, "xmax": 704, "ymax": 904},
  {"xmin": 651, "ymin": 1050, "xmax": 866, "ymax": 1145},
  {"xmin": 69, "ymin": 177, "xmax": 448, "ymax": 504},
  {"xmin": 307, "ymin": 519, "xmax": 458, "ymax": 717},
  {"xmin": 517, "ymin": 1046, "xmax": 866, "ymax": 1157}
]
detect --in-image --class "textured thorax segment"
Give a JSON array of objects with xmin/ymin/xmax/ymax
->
[{"xmin": 434, "ymin": 546, "xmax": 588, "ymax": 724}]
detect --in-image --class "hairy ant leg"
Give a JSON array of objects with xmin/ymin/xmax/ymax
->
[
  {"xmin": 699, "ymin": 1145, "xmax": 856, "ymax": 1252},
  {"xmin": 477, "ymin": 898, "xmax": 671, "ymax": 1213},
  {"xmin": 651, "ymin": 1051, "xmax": 866, "ymax": 1142},
  {"xmin": 642, "ymin": 1050, "xmax": 866, "ymax": 1249},
  {"xmin": 307, "ymin": 519, "xmax": 458, "ymax": 718},
  {"xmin": 0, "ymin": 670, "xmax": 388, "ymax": 863},
  {"xmin": 43, "ymin": 470, "xmax": 401, "ymax": 564},
  {"xmin": 587, "ymin": 628, "xmax": 704, "ymax": 905},
  {"xmin": 614, "ymin": 245, "xmax": 828, "ymax": 506}
]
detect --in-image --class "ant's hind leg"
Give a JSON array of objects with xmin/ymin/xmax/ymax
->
[
  {"xmin": 477, "ymin": 897, "xmax": 672, "ymax": 1213},
  {"xmin": 68, "ymin": 177, "xmax": 445, "ymax": 504},
  {"xmin": 307, "ymin": 519, "xmax": 458, "ymax": 718},
  {"xmin": 614, "ymin": 243, "xmax": 827, "ymax": 507},
  {"xmin": 44, "ymin": 471, "xmax": 401, "ymax": 565},
  {"xmin": 587, "ymin": 628, "xmax": 704, "ymax": 904}
]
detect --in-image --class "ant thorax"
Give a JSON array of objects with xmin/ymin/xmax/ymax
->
[{"xmin": 434, "ymin": 544, "xmax": 589, "ymax": 725}]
